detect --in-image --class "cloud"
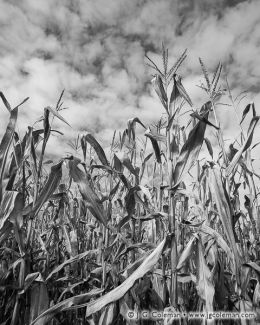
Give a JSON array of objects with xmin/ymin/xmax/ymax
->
[{"xmin": 0, "ymin": 0, "xmax": 260, "ymax": 171}]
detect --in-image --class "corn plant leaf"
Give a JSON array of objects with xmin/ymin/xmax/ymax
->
[
  {"xmin": 176, "ymin": 236, "xmax": 196, "ymax": 271},
  {"xmin": 208, "ymin": 166, "xmax": 241, "ymax": 271},
  {"xmin": 191, "ymin": 112, "xmax": 219, "ymax": 130},
  {"xmin": 145, "ymin": 129, "xmax": 166, "ymax": 142},
  {"xmin": 173, "ymin": 74, "xmax": 193, "ymax": 107},
  {"xmin": 0, "ymin": 91, "xmax": 12, "ymax": 112},
  {"xmin": 151, "ymin": 75, "xmax": 168, "ymax": 113},
  {"xmin": 0, "ymin": 191, "xmax": 22, "ymax": 231},
  {"xmin": 98, "ymin": 303, "xmax": 116, "ymax": 325},
  {"xmin": 85, "ymin": 237, "xmax": 167, "ymax": 317},
  {"xmin": 240, "ymin": 103, "xmax": 251, "ymax": 124},
  {"xmin": 44, "ymin": 106, "xmax": 71, "ymax": 127},
  {"xmin": 226, "ymin": 116, "xmax": 259, "ymax": 177},
  {"xmin": 195, "ymin": 237, "xmax": 215, "ymax": 313},
  {"xmin": 172, "ymin": 112, "xmax": 208, "ymax": 188},
  {"xmin": 132, "ymin": 212, "xmax": 164, "ymax": 221},
  {"xmin": 83, "ymin": 133, "xmax": 109, "ymax": 166},
  {"xmin": 204, "ymin": 137, "xmax": 213, "ymax": 158},
  {"xmin": 140, "ymin": 153, "xmax": 153, "ymax": 180},
  {"xmin": 68, "ymin": 158, "xmax": 107, "ymax": 226},
  {"xmin": 243, "ymin": 262, "xmax": 260, "ymax": 276},
  {"xmin": 29, "ymin": 282, "xmax": 49, "ymax": 325},
  {"xmin": 122, "ymin": 155, "xmax": 138, "ymax": 176},
  {"xmin": 199, "ymin": 224, "xmax": 235, "ymax": 270},
  {"xmin": 0, "ymin": 106, "xmax": 18, "ymax": 201},
  {"xmin": 253, "ymin": 282, "xmax": 260, "ymax": 306},
  {"xmin": 144, "ymin": 131, "xmax": 161, "ymax": 163},
  {"xmin": 30, "ymin": 161, "xmax": 63, "ymax": 217},
  {"xmin": 19, "ymin": 272, "xmax": 43, "ymax": 294},
  {"xmin": 127, "ymin": 117, "xmax": 146, "ymax": 141},
  {"xmin": 114, "ymin": 243, "xmax": 155, "ymax": 262},
  {"xmin": 31, "ymin": 239, "xmax": 167, "ymax": 324},
  {"xmin": 46, "ymin": 249, "xmax": 98, "ymax": 281},
  {"xmin": 121, "ymin": 251, "xmax": 152, "ymax": 278},
  {"xmin": 30, "ymin": 288, "xmax": 103, "ymax": 325}
]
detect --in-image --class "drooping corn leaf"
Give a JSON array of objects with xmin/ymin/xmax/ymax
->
[
  {"xmin": 191, "ymin": 111, "xmax": 219, "ymax": 130},
  {"xmin": 151, "ymin": 75, "xmax": 168, "ymax": 113},
  {"xmin": 145, "ymin": 130, "xmax": 161, "ymax": 163},
  {"xmin": 68, "ymin": 158, "xmax": 107, "ymax": 226},
  {"xmin": 173, "ymin": 74, "xmax": 193, "ymax": 107},
  {"xmin": 46, "ymin": 249, "xmax": 98, "ymax": 280},
  {"xmin": 127, "ymin": 117, "xmax": 146, "ymax": 141},
  {"xmin": 226, "ymin": 116, "xmax": 259, "ymax": 177},
  {"xmin": 83, "ymin": 133, "xmax": 109, "ymax": 166},
  {"xmin": 31, "ymin": 238, "xmax": 167, "ymax": 325},
  {"xmin": 84, "ymin": 237, "xmax": 167, "ymax": 317},
  {"xmin": 172, "ymin": 111, "xmax": 208, "ymax": 188},
  {"xmin": 199, "ymin": 224, "xmax": 235, "ymax": 271},
  {"xmin": 208, "ymin": 166, "xmax": 241, "ymax": 272},
  {"xmin": 44, "ymin": 106, "xmax": 71, "ymax": 127},
  {"xmin": 30, "ymin": 161, "xmax": 63, "ymax": 217},
  {"xmin": 30, "ymin": 288, "xmax": 103, "ymax": 325}
]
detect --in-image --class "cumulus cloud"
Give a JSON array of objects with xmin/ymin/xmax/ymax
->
[{"xmin": 0, "ymin": 0, "xmax": 260, "ymax": 170}]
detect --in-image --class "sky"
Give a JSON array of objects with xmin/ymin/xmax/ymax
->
[{"xmin": 0, "ymin": 0, "xmax": 260, "ymax": 164}]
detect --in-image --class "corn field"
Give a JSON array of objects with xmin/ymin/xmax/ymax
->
[{"xmin": 1, "ymin": 47, "xmax": 260, "ymax": 325}]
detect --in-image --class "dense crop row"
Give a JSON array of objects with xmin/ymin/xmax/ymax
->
[{"xmin": 0, "ymin": 47, "xmax": 259, "ymax": 324}]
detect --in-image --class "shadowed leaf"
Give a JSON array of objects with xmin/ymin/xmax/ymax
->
[
  {"xmin": 226, "ymin": 116, "xmax": 259, "ymax": 176},
  {"xmin": 30, "ymin": 288, "xmax": 103, "ymax": 325},
  {"xmin": 209, "ymin": 166, "xmax": 241, "ymax": 273},
  {"xmin": 30, "ymin": 161, "xmax": 63, "ymax": 217},
  {"xmin": 68, "ymin": 158, "xmax": 107, "ymax": 226},
  {"xmin": 83, "ymin": 133, "xmax": 109, "ymax": 166},
  {"xmin": 195, "ymin": 236, "xmax": 215, "ymax": 313},
  {"xmin": 46, "ymin": 249, "xmax": 98, "ymax": 280},
  {"xmin": 172, "ymin": 110, "xmax": 208, "ymax": 188}
]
